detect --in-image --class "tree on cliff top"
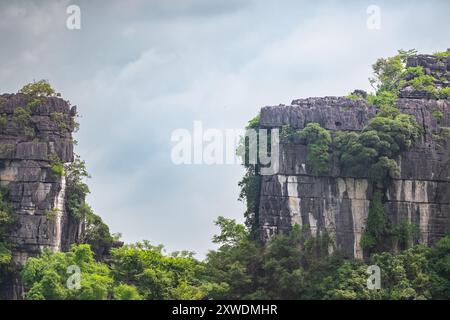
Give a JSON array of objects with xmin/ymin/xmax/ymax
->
[
  {"xmin": 369, "ymin": 49, "xmax": 417, "ymax": 92},
  {"xmin": 0, "ymin": 189, "xmax": 14, "ymax": 291}
]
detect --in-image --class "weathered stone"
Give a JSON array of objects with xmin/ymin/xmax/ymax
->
[{"xmin": 0, "ymin": 93, "xmax": 81, "ymax": 299}]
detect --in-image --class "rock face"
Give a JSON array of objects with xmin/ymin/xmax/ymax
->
[
  {"xmin": 258, "ymin": 54, "xmax": 450, "ymax": 259},
  {"xmin": 0, "ymin": 93, "xmax": 79, "ymax": 298}
]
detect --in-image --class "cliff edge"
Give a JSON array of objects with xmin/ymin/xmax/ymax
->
[{"xmin": 257, "ymin": 52, "xmax": 450, "ymax": 259}]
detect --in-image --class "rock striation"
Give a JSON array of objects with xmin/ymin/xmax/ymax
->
[
  {"xmin": 258, "ymin": 54, "xmax": 450, "ymax": 259},
  {"xmin": 0, "ymin": 93, "xmax": 79, "ymax": 298}
]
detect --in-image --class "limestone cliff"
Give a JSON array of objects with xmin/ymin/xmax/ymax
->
[
  {"xmin": 0, "ymin": 93, "xmax": 79, "ymax": 298},
  {"xmin": 258, "ymin": 54, "xmax": 450, "ymax": 258}
]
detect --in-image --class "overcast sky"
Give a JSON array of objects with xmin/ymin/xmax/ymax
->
[{"xmin": 0, "ymin": 0, "xmax": 449, "ymax": 258}]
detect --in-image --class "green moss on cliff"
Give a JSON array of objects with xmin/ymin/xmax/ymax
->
[{"xmin": 19, "ymin": 80, "xmax": 55, "ymax": 97}]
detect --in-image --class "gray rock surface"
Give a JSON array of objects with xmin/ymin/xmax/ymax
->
[
  {"xmin": 0, "ymin": 93, "xmax": 79, "ymax": 299},
  {"xmin": 258, "ymin": 54, "xmax": 450, "ymax": 258}
]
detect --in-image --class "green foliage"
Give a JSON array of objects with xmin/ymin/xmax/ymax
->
[
  {"xmin": 113, "ymin": 284, "xmax": 142, "ymax": 300},
  {"xmin": 369, "ymin": 54, "xmax": 404, "ymax": 92},
  {"xmin": 367, "ymin": 49, "xmax": 441, "ymax": 101},
  {"xmin": 65, "ymin": 157, "xmax": 90, "ymax": 220},
  {"xmin": 19, "ymin": 80, "xmax": 55, "ymax": 97},
  {"xmin": 438, "ymin": 87, "xmax": 450, "ymax": 99},
  {"xmin": 321, "ymin": 260, "xmax": 381, "ymax": 299},
  {"xmin": 321, "ymin": 242, "xmax": 448, "ymax": 300},
  {"xmin": 0, "ymin": 189, "xmax": 14, "ymax": 285},
  {"xmin": 19, "ymin": 217, "xmax": 450, "ymax": 300},
  {"xmin": 369, "ymin": 247, "xmax": 430, "ymax": 299},
  {"xmin": 401, "ymin": 66, "xmax": 424, "ymax": 80},
  {"xmin": 12, "ymin": 102, "xmax": 41, "ymax": 138},
  {"xmin": 409, "ymin": 75, "xmax": 435, "ymax": 90},
  {"xmin": 236, "ymin": 114, "xmax": 262, "ymax": 167},
  {"xmin": 432, "ymin": 109, "xmax": 444, "ymax": 120},
  {"xmin": 213, "ymin": 216, "xmax": 247, "ymax": 246},
  {"xmin": 299, "ymin": 123, "xmax": 332, "ymax": 175},
  {"xmin": 206, "ymin": 221, "xmax": 336, "ymax": 300},
  {"xmin": 247, "ymin": 114, "xmax": 260, "ymax": 129},
  {"xmin": 275, "ymin": 123, "xmax": 332, "ymax": 175},
  {"xmin": 50, "ymin": 112, "xmax": 67, "ymax": 130},
  {"xmin": 361, "ymin": 191, "xmax": 388, "ymax": 252},
  {"xmin": 0, "ymin": 115, "xmax": 7, "ymax": 130},
  {"xmin": 368, "ymin": 49, "xmax": 416, "ymax": 93},
  {"xmin": 299, "ymin": 123, "xmax": 332, "ymax": 145},
  {"xmin": 306, "ymin": 143, "xmax": 330, "ymax": 175},
  {"xmin": 428, "ymin": 236, "xmax": 450, "ymax": 298},
  {"xmin": 64, "ymin": 155, "xmax": 113, "ymax": 258},
  {"xmin": 367, "ymin": 90, "xmax": 397, "ymax": 108},
  {"xmin": 206, "ymin": 217, "xmax": 450, "ymax": 300},
  {"xmin": 433, "ymin": 50, "xmax": 450, "ymax": 57},
  {"xmin": 439, "ymin": 127, "xmax": 450, "ymax": 139},
  {"xmin": 26, "ymin": 97, "xmax": 43, "ymax": 109},
  {"xmin": 392, "ymin": 222, "xmax": 419, "ymax": 250},
  {"xmin": 367, "ymin": 109, "xmax": 422, "ymax": 150},
  {"xmin": 368, "ymin": 156, "xmax": 400, "ymax": 184},
  {"xmin": 12, "ymin": 107, "xmax": 31, "ymax": 127},
  {"xmin": 16, "ymin": 51, "xmax": 450, "ymax": 302},
  {"xmin": 236, "ymin": 114, "xmax": 263, "ymax": 235},
  {"xmin": 22, "ymin": 244, "xmax": 113, "ymax": 300},
  {"xmin": 0, "ymin": 97, "xmax": 7, "ymax": 108},
  {"xmin": 346, "ymin": 93, "xmax": 359, "ymax": 101},
  {"xmin": 237, "ymin": 173, "xmax": 261, "ymax": 235},
  {"xmin": 110, "ymin": 241, "xmax": 221, "ymax": 300},
  {"xmin": 44, "ymin": 208, "xmax": 59, "ymax": 221},
  {"xmin": 336, "ymin": 95, "xmax": 421, "ymax": 183},
  {"xmin": 23, "ymin": 126, "xmax": 35, "ymax": 139},
  {"xmin": 397, "ymin": 49, "xmax": 418, "ymax": 62},
  {"xmin": 205, "ymin": 218, "xmax": 262, "ymax": 299},
  {"xmin": 83, "ymin": 209, "xmax": 114, "ymax": 259},
  {"xmin": 0, "ymin": 144, "xmax": 15, "ymax": 158},
  {"xmin": 360, "ymin": 234, "xmax": 376, "ymax": 252},
  {"xmin": 279, "ymin": 124, "xmax": 299, "ymax": 142},
  {"xmin": 49, "ymin": 154, "xmax": 65, "ymax": 177},
  {"xmin": 362, "ymin": 192, "xmax": 420, "ymax": 253}
]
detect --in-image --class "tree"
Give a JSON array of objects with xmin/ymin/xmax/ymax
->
[
  {"xmin": 368, "ymin": 50, "xmax": 416, "ymax": 92},
  {"xmin": 299, "ymin": 123, "xmax": 332, "ymax": 175},
  {"xmin": 110, "ymin": 241, "xmax": 222, "ymax": 300},
  {"xmin": 19, "ymin": 80, "xmax": 56, "ymax": 97},
  {"xmin": 206, "ymin": 217, "xmax": 262, "ymax": 299},
  {"xmin": 113, "ymin": 284, "xmax": 142, "ymax": 300}
]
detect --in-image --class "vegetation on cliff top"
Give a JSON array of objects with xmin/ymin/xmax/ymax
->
[
  {"xmin": 0, "ymin": 189, "xmax": 14, "ymax": 289},
  {"xmin": 236, "ymin": 114, "xmax": 262, "ymax": 237},
  {"xmin": 19, "ymin": 80, "xmax": 56, "ymax": 97}
]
